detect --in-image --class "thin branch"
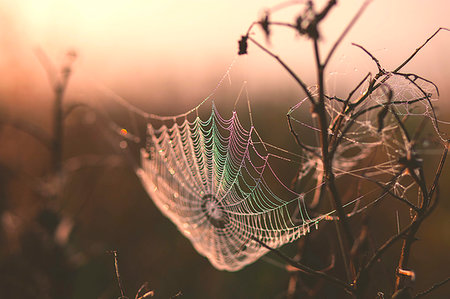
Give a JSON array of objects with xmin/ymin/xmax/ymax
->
[
  {"xmin": 414, "ymin": 276, "xmax": 450, "ymax": 298},
  {"xmin": 363, "ymin": 172, "xmax": 419, "ymax": 212},
  {"xmin": 395, "ymin": 73, "xmax": 441, "ymax": 145},
  {"xmin": 109, "ymin": 250, "xmax": 128, "ymax": 299},
  {"xmin": 323, "ymin": 0, "xmax": 372, "ymax": 67},
  {"xmin": 355, "ymin": 217, "xmax": 417, "ymax": 286},
  {"xmin": 313, "ymin": 24, "xmax": 357, "ymax": 281},
  {"xmin": 251, "ymin": 236, "xmax": 354, "ymax": 293},
  {"xmin": 346, "ymin": 72, "xmax": 372, "ymax": 103},
  {"xmin": 352, "ymin": 43, "xmax": 384, "ymax": 73},
  {"xmin": 393, "ymin": 27, "xmax": 450, "ymax": 73},
  {"xmin": 334, "ymin": 96, "xmax": 429, "ymax": 154},
  {"xmin": 247, "ymin": 37, "xmax": 315, "ymax": 104},
  {"xmin": 286, "ymin": 113, "xmax": 318, "ymax": 155},
  {"xmin": 329, "ymin": 72, "xmax": 371, "ymax": 146},
  {"xmin": 429, "ymin": 141, "xmax": 449, "ymax": 199},
  {"xmin": 393, "ymin": 72, "xmax": 440, "ymax": 97},
  {"xmin": 265, "ymin": 21, "xmax": 296, "ymax": 30}
]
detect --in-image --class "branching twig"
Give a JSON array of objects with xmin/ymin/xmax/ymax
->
[
  {"xmin": 286, "ymin": 113, "xmax": 318, "ymax": 155},
  {"xmin": 247, "ymin": 37, "xmax": 315, "ymax": 104},
  {"xmin": 352, "ymin": 43, "xmax": 384, "ymax": 73},
  {"xmin": 393, "ymin": 27, "xmax": 450, "ymax": 73},
  {"xmin": 323, "ymin": 0, "xmax": 372, "ymax": 67},
  {"xmin": 251, "ymin": 236, "xmax": 354, "ymax": 293}
]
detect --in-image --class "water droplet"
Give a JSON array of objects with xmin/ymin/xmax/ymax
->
[{"xmin": 119, "ymin": 140, "xmax": 128, "ymax": 149}]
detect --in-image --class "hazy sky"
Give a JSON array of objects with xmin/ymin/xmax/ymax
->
[{"xmin": 1, "ymin": 0, "xmax": 449, "ymax": 114}]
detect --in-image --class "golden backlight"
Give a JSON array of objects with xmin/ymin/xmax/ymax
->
[{"xmin": 1, "ymin": 0, "xmax": 450, "ymax": 107}]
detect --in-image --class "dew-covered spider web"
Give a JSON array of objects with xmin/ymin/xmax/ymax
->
[{"xmin": 101, "ymin": 62, "xmax": 445, "ymax": 272}]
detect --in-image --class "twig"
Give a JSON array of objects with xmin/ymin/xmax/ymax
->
[
  {"xmin": 286, "ymin": 114, "xmax": 318, "ymax": 155},
  {"xmin": 394, "ymin": 142, "xmax": 448, "ymax": 291},
  {"xmin": 109, "ymin": 250, "xmax": 128, "ymax": 299},
  {"xmin": 313, "ymin": 19, "xmax": 356, "ymax": 282},
  {"xmin": 414, "ymin": 276, "xmax": 450, "ymax": 298},
  {"xmin": 170, "ymin": 291, "xmax": 183, "ymax": 298},
  {"xmin": 352, "ymin": 43, "xmax": 384, "ymax": 73},
  {"xmin": 355, "ymin": 217, "xmax": 418, "ymax": 287},
  {"xmin": 429, "ymin": 141, "xmax": 449, "ymax": 200},
  {"xmin": 251, "ymin": 236, "xmax": 354, "ymax": 293},
  {"xmin": 393, "ymin": 27, "xmax": 450, "ymax": 73},
  {"xmin": 362, "ymin": 171, "xmax": 419, "ymax": 212},
  {"xmin": 247, "ymin": 37, "xmax": 315, "ymax": 104},
  {"xmin": 323, "ymin": 0, "xmax": 372, "ymax": 67}
]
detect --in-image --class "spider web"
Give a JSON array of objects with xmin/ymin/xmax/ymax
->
[{"xmin": 102, "ymin": 64, "xmax": 443, "ymax": 272}]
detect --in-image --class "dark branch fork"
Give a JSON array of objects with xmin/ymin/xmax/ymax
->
[{"xmin": 240, "ymin": 0, "xmax": 449, "ymax": 297}]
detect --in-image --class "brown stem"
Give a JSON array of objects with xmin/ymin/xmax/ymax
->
[
  {"xmin": 286, "ymin": 114, "xmax": 318, "ymax": 155},
  {"xmin": 395, "ymin": 142, "xmax": 448, "ymax": 291},
  {"xmin": 393, "ymin": 28, "xmax": 449, "ymax": 73},
  {"xmin": 109, "ymin": 250, "xmax": 127, "ymax": 298},
  {"xmin": 414, "ymin": 276, "xmax": 450, "ymax": 298},
  {"xmin": 314, "ymin": 36, "xmax": 355, "ymax": 282},
  {"xmin": 323, "ymin": 0, "xmax": 372, "ymax": 67},
  {"xmin": 251, "ymin": 236, "xmax": 354, "ymax": 294},
  {"xmin": 248, "ymin": 37, "xmax": 315, "ymax": 105}
]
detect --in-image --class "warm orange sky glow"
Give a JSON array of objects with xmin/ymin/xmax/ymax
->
[{"xmin": 1, "ymin": 0, "xmax": 450, "ymax": 112}]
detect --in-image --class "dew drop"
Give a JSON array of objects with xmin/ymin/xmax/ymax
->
[{"xmin": 119, "ymin": 140, "xmax": 128, "ymax": 149}]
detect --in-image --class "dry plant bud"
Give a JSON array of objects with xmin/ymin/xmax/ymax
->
[{"xmin": 238, "ymin": 35, "xmax": 248, "ymax": 55}]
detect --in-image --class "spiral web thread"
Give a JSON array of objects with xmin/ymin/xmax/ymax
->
[{"xmin": 103, "ymin": 64, "xmax": 443, "ymax": 271}]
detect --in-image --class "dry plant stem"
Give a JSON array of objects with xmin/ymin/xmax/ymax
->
[
  {"xmin": 251, "ymin": 236, "xmax": 354, "ymax": 294},
  {"xmin": 313, "ymin": 36, "xmax": 356, "ymax": 282},
  {"xmin": 395, "ymin": 143, "xmax": 448, "ymax": 291},
  {"xmin": 309, "ymin": 3, "xmax": 374, "ymax": 279},
  {"xmin": 329, "ymin": 72, "xmax": 371, "ymax": 145},
  {"xmin": 393, "ymin": 27, "xmax": 450, "ymax": 73},
  {"xmin": 414, "ymin": 276, "xmax": 450, "ymax": 298},
  {"xmin": 355, "ymin": 143, "xmax": 447, "ymax": 293},
  {"xmin": 361, "ymin": 167, "xmax": 420, "ymax": 212},
  {"xmin": 355, "ymin": 216, "xmax": 420, "ymax": 288},
  {"xmin": 370, "ymin": 28, "xmax": 449, "ymax": 93},
  {"xmin": 53, "ymin": 80, "xmax": 66, "ymax": 175},
  {"xmin": 247, "ymin": 37, "xmax": 315, "ymax": 105},
  {"xmin": 351, "ymin": 43, "xmax": 384, "ymax": 73},
  {"xmin": 286, "ymin": 114, "xmax": 318, "ymax": 155},
  {"xmin": 36, "ymin": 49, "xmax": 73, "ymax": 176},
  {"xmin": 110, "ymin": 250, "xmax": 128, "ymax": 299},
  {"xmin": 323, "ymin": 0, "xmax": 372, "ymax": 67}
]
